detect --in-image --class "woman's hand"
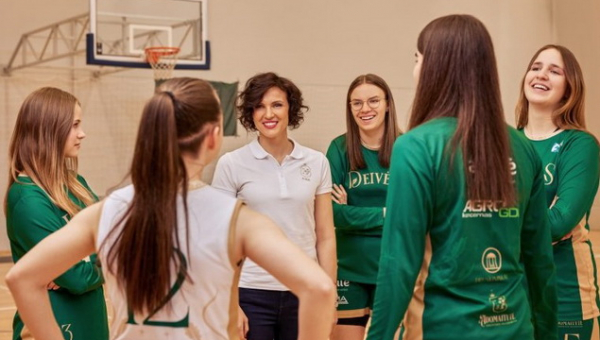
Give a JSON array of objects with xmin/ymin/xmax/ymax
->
[
  {"xmin": 332, "ymin": 184, "xmax": 347, "ymax": 205},
  {"xmin": 238, "ymin": 306, "xmax": 249, "ymax": 339},
  {"xmin": 46, "ymin": 281, "xmax": 60, "ymax": 290}
]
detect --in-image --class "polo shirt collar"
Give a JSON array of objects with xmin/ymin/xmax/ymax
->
[{"xmin": 249, "ymin": 138, "xmax": 304, "ymax": 160}]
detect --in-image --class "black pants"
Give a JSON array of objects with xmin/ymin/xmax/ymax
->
[{"xmin": 239, "ymin": 288, "xmax": 299, "ymax": 340}]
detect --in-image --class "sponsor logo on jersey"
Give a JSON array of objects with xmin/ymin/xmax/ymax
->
[
  {"xmin": 300, "ymin": 163, "xmax": 312, "ymax": 181},
  {"xmin": 489, "ymin": 292, "xmax": 507, "ymax": 313},
  {"xmin": 544, "ymin": 163, "xmax": 556, "ymax": 186},
  {"xmin": 509, "ymin": 157, "xmax": 517, "ymax": 177},
  {"xmin": 337, "ymin": 280, "xmax": 350, "ymax": 287},
  {"xmin": 468, "ymin": 158, "xmax": 517, "ymax": 177},
  {"xmin": 475, "ymin": 274, "xmax": 508, "ymax": 283},
  {"xmin": 348, "ymin": 171, "xmax": 389, "ymax": 188},
  {"xmin": 478, "ymin": 292, "xmax": 517, "ymax": 327},
  {"xmin": 463, "ymin": 158, "xmax": 519, "ymax": 218},
  {"xmin": 479, "ymin": 312, "xmax": 516, "ymax": 327},
  {"xmin": 481, "ymin": 247, "xmax": 502, "ymax": 274},
  {"xmin": 337, "ymin": 296, "xmax": 349, "ymax": 305},
  {"xmin": 462, "ymin": 200, "xmax": 519, "ymax": 219},
  {"xmin": 551, "ymin": 142, "xmax": 563, "ymax": 153}
]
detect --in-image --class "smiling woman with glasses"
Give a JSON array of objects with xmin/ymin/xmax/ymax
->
[
  {"xmin": 349, "ymin": 97, "xmax": 386, "ymax": 112},
  {"xmin": 326, "ymin": 74, "xmax": 401, "ymax": 340}
]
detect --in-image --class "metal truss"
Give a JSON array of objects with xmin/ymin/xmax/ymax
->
[
  {"xmin": 3, "ymin": 14, "xmax": 202, "ymax": 77},
  {"xmin": 3, "ymin": 14, "xmax": 89, "ymax": 76}
]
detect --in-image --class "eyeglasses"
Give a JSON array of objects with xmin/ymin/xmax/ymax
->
[{"xmin": 349, "ymin": 97, "xmax": 386, "ymax": 112}]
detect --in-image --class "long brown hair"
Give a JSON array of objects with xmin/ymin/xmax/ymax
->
[
  {"xmin": 104, "ymin": 77, "xmax": 221, "ymax": 314},
  {"xmin": 345, "ymin": 74, "xmax": 401, "ymax": 170},
  {"xmin": 411, "ymin": 14, "xmax": 515, "ymax": 204},
  {"xmin": 515, "ymin": 44, "xmax": 586, "ymax": 130},
  {"xmin": 5, "ymin": 87, "xmax": 95, "ymax": 216}
]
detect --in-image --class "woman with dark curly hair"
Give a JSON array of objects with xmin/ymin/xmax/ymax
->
[{"xmin": 212, "ymin": 72, "xmax": 336, "ymax": 340}]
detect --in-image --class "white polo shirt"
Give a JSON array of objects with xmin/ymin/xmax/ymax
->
[{"xmin": 212, "ymin": 138, "xmax": 332, "ymax": 291}]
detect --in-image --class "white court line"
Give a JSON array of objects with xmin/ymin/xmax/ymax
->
[
  {"xmin": 0, "ymin": 306, "xmax": 15, "ymax": 311},
  {"xmin": 0, "ymin": 285, "xmax": 8, "ymax": 291}
]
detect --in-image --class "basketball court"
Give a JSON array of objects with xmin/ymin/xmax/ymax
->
[
  {"xmin": 1, "ymin": 230, "xmax": 600, "ymax": 339},
  {"xmin": 1, "ymin": 1, "xmax": 600, "ymax": 340}
]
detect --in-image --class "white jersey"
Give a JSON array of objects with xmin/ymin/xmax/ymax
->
[{"xmin": 97, "ymin": 185, "xmax": 243, "ymax": 340}]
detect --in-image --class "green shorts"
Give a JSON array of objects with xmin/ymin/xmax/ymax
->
[{"xmin": 336, "ymin": 279, "xmax": 375, "ymax": 319}]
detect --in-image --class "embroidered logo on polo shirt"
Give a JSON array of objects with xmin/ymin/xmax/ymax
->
[{"xmin": 300, "ymin": 164, "xmax": 311, "ymax": 181}]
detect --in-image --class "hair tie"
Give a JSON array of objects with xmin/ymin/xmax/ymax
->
[
  {"xmin": 163, "ymin": 91, "xmax": 176, "ymax": 102},
  {"xmin": 163, "ymin": 91, "xmax": 183, "ymax": 114}
]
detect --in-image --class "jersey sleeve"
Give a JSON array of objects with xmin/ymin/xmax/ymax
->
[
  {"xmin": 520, "ymin": 154, "xmax": 558, "ymax": 340},
  {"xmin": 10, "ymin": 194, "xmax": 104, "ymax": 295},
  {"xmin": 549, "ymin": 133, "xmax": 600, "ymax": 241},
  {"xmin": 211, "ymin": 153, "xmax": 238, "ymax": 198},
  {"xmin": 368, "ymin": 135, "xmax": 432, "ymax": 340},
  {"xmin": 325, "ymin": 139, "xmax": 385, "ymax": 231}
]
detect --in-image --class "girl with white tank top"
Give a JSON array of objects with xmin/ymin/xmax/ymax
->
[{"xmin": 6, "ymin": 77, "xmax": 336, "ymax": 340}]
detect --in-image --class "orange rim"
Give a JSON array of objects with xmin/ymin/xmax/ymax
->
[{"xmin": 145, "ymin": 47, "xmax": 180, "ymax": 64}]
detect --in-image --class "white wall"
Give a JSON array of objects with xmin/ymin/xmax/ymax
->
[{"xmin": 3, "ymin": 0, "xmax": 596, "ymax": 252}]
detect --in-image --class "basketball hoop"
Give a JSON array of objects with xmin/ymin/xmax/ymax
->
[{"xmin": 145, "ymin": 46, "xmax": 180, "ymax": 85}]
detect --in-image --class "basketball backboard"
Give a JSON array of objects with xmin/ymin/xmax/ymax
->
[{"xmin": 88, "ymin": 0, "xmax": 209, "ymax": 69}]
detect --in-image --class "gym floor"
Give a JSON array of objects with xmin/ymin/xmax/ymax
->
[{"xmin": 1, "ymin": 231, "xmax": 600, "ymax": 340}]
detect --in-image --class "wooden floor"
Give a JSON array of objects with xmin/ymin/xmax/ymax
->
[
  {"xmin": 2, "ymin": 233, "xmax": 600, "ymax": 340},
  {"xmin": 0, "ymin": 259, "xmax": 15, "ymax": 340}
]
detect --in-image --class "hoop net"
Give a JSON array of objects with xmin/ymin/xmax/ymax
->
[{"xmin": 145, "ymin": 47, "xmax": 180, "ymax": 81}]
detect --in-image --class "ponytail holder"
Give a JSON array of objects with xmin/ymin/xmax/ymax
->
[
  {"xmin": 163, "ymin": 91, "xmax": 176, "ymax": 102},
  {"xmin": 163, "ymin": 91, "xmax": 181, "ymax": 113}
]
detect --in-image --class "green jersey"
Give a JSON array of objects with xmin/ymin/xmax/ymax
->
[
  {"xmin": 368, "ymin": 118, "xmax": 557, "ymax": 340},
  {"xmin": 326, "ymin": 135, "xmax": 388, "ymax": 284},
  {"xmin": 525, "ymin": 129, "xmax": 600, "ymax": 321},
  {"xmin": 6, "ymin": 176, "xmax": 109, "ymax": 340}
]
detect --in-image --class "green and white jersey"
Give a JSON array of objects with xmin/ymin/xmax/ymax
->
[
  {"xmin": 525, "ymin": 129, "xmax": 600, "ymax": 322},
  {"xmin": 326, "ymin": 134, "xmax": 388, "ymax": 284},
  {"xmin": 368, "ymin": 118, "xmax": 557, "ymax": 340},
  {"xmin": 6, "ymin": 176, "xmax": 108, "ymax": 340}
]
